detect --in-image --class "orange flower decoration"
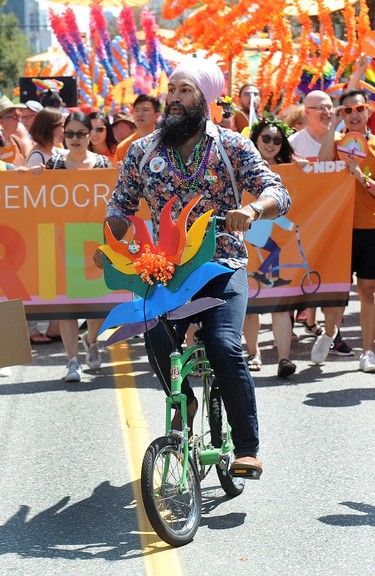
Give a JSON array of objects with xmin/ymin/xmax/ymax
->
[{"xmin": 133, "ymin": 244, "xmax": 175, "ymax": 286}]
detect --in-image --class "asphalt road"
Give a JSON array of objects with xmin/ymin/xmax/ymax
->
[{"xmin": 0, "ymin": 287, "xmax": 374, "ymax": 576}]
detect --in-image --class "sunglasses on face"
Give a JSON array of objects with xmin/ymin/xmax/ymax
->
[
  {"xmin": 64, "ymin": 130, "xmax": 90, "ymax": 139},
  {"xmin": 260, "ymin": 134, "xmax": 282, "ymax": 145},
  {"xmin": 91, "ymin": 126, "xmax": 106, "ymax": 133},
  {"xmin": 342, "ymin": 103, "xmax": 369, "ymax": 115}
]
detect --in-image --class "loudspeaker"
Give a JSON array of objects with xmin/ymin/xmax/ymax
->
[{"xmin": 19, "ymin": 76, "xmax": 78, "ymax": 107}]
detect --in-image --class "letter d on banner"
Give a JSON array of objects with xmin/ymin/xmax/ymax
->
[{"xmin": 65, "ymin": 223, "xmax": 111, "ymax": 299}]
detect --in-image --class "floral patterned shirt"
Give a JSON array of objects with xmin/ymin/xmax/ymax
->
[{"xmin": 107, "ymin": 121, "xmax": 291, "ymax": 268}]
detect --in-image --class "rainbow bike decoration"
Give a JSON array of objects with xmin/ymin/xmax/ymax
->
[{"xmin": 99, "ymin": 196, "xmax": 246, "ymax": 546}]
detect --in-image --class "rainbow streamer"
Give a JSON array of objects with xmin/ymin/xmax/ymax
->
[
  {"xmin": 141, "ymin": 8, "xmax": 158, "ymax": 85},
  {"xmin": 119, "ymin": 6, "xmax": 150, "ymax": 74}
]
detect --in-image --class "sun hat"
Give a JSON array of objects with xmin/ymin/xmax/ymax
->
[
  {"xmin": 112, "ymin": 112, "xmax": 136, "ymax": 128},
  {"xmin": 25, "ymin": 100, "xmax": 43, "ymax": 113},
  {"xmin": 0, "ymin": 95, "xmax": 26, "ymax": 117}
]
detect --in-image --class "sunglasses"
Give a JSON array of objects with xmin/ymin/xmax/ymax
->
[
  {"xmin": 342, "ymin": 103, "xmax": 369, "ymax": 115},
  {"xmin": 260, "ymin": 134, "xmax": 282, "ymax": 145},
  {"xmin": 91, "ymin": 126, "xmax": 106, "ymax": 133},
  {"xmin": 64, "ymin": 130, "xmax": 90, "ymax": 139}
]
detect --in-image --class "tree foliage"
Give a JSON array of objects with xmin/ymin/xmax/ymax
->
[{"xmin": 0, "ymin": 0, "xmax": 30, "ymax": 98}]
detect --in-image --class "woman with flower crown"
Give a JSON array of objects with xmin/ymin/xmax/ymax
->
[{"xmin": 243, "ymin": 116, "xmax": 298, "ymax": 378}]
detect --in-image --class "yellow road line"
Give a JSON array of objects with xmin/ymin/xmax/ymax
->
[{"xmin": 110, "ymin": 342, "xmax": 184, "ymax": 576}]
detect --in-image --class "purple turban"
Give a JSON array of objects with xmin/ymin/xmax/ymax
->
[{"xmin": 169, "ymin": 58, "xmax": 224, "ymax": 105}]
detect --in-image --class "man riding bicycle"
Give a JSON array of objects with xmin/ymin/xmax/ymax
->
[{"xmin": 94, "ymin": 57, "xmax": 291, "ymax": 477}]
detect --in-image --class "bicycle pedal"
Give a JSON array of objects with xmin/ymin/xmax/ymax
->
[{"xmin": 230, "ymin": 467, "xmax": 262, "ymax": 479}]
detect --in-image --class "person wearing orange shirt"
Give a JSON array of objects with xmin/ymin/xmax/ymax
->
[
  {"xmin": 114, "ymin": 94, "xmax": 161, "ymax": 165},
  {"xmin": 318, "ymin": 88, "xmax": 375, "ymax": 373},
  {"xmin": 234, "ymin": 84, "xmax": 261, "ymax": 133}
]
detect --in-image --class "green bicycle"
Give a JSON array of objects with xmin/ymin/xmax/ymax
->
[
  {"xmin": 99, "ymin": 199, "xmax": 256, "ymax": 547},
  {"xmin": 140, "ymin": 307, "xmax": 245, "ymax": 547}
]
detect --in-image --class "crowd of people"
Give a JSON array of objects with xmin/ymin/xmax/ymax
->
[{"xmin": 1, "ymin": 52, "xmax": 374, "ymax": 393}]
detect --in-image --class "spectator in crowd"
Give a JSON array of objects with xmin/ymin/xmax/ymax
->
[
  {"xmin": 89, "ymin": 111, "xmax": 118, "ymax": 165},
  {"xmin": 278, "ymin": 104, "xmax": 307, "ymax": 133},
  {"xmin": 234, "ymin": 83, "xmax": 262, "ymax": 133},
  {"xmin": 346, "ymin": 52, "xmax": 375, "ymax": 135},
  {"xmin": 243, "ymin": 116, "xmax": 297, "ymax": 377},
  {"xmin": 21, "ymin": 100, "xmax": 43, "ymax": 132},
  {"xmin": 26, "ymin": 107, "xmax": 65, "ymax": 167},
  {"xmin": 288, "ymin": 90, "xmax": 354, "ymax": 358},
  {"xmin": 215, "ymin": 95, "xmax": 237, "ymax": 130},
  {"xmin": 114, "ymin": 94, "xmax": 161, "ymax": 164},
  {"xmin": 111, "ymin": 112, "xmax": 136, "ymax": 143},
  {"xmin": 318, "ymin": 87, "xmax": 375, "ymax": 372},
  {"xmin": 0, "ymin": 96, "xmax": 32, "ymax": 166},
  {"xmin": 45, "ymin": 111, "xmax": 112, "ymax": 382}
]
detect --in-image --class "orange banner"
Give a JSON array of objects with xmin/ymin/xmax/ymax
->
[
  {"xmin": 0, "ymin": 162, "xmax": 355, "ymax": 318},
  {"xmin": 245, "ymin": 162, "xmax": 355, "ymax": 312}
]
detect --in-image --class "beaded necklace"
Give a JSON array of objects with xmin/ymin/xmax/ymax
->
[{"xmin": 162, "ymin": 134, "xmax": 212, "ymax": 192}]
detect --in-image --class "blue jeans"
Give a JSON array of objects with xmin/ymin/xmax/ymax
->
[{"xmin": 144, "ymin": 268, "xmax": 259, "ymax": 457}]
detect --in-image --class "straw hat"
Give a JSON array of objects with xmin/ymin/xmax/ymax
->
[{"xmin": 0, "ymin": 96, "xmax": 26, "ymax": 117}]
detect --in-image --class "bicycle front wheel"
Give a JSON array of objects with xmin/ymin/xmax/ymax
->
[
  {"xmin": 141, "ymin": 436, "xmax": 202, "ymax": 547},
  {"xmin": 209, "ymin": 386, "xmax": 245, "ymax": 497}
]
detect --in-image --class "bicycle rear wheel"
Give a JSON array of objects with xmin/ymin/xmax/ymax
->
[
  {"xmin": 209, "ymin": 386, "xmax": 245, "ymax": 497},
  {"xmin": 141, "ymin": 436, "xmax": 202, "ymax": 547}
]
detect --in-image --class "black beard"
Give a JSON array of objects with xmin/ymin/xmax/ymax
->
[{"xmin": 159, "ymin": 100, "xmax": 206, "ymax": 147}]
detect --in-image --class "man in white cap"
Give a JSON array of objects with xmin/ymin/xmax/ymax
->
[
  {"xmin": 95, "ymin": 58, "xmax": 292, "ymax": 477},
  {"xmin": 22, "ymin": 100, "xmax": 43, "ymax": 132}
]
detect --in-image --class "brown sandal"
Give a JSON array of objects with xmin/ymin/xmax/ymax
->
[{"xmin": 304, "ymin": 322, "xmax": 322, "ymax": 337}]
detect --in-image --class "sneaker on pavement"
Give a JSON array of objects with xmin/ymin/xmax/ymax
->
[
  {"xmin": 82, "ymin": 331, "xmax": 101, "ymax": 369},
  {"xmin": 65, "ymin": 357, "xmax": 82, "ymax": 382},
  {"xmin": 311, "ymin": 328, "xmax": 338, "ymax": 364},
  {"xmin": 359, "ymin": 350, "xmax": 375, "ymax": 373},
  {"xmin": 329, "ymin": 333, "xmax": 355, "ymax": 356}
]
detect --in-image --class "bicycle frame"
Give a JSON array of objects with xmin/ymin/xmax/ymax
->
[{"xmin": 161, "ymin": 319, "xmax": 235, "ymax": 493}]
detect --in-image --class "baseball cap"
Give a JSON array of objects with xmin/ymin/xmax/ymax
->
[
  {"xmin": 112, "ymin": 112, "xmax": 135, "ymax": 128},
  {"xmin": 25, "ymin": 100, "xmax": 43, "ymax": 113}
]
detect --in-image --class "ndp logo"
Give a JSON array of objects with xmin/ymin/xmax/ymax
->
[{"xmin": 303, "ymin": 160, "xmax": 347, "ymax": 174}]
